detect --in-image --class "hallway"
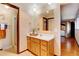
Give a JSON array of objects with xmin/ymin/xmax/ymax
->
[{"xmin": 61, "ymin": 37, "xmax": 79, "ymax": 56}]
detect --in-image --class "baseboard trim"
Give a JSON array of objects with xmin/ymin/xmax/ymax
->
[
  {"xmin": 27, "ymin": 49, "xmax": 37, "ymax": 56},
  {"xmin": 19, "ymin": 49, "xmax": 56, "ymax": 56},
  {"xmin": 3, "ymin": 45, "xmax": 13, "ymax": 50},
  {"xmin": 19, "ymin": 49, "xmax": 27, "ymax": 54},
  {"xmin": 0, "ymin": 49, "xmax": 3, "ymax": 50},
  {"xmin": 54, "ymin": 54, "xmax": 57, "ymax": 56},
  {"xmin": 75, "ymin": 37, "xmax": 79, "ymax": 47}
]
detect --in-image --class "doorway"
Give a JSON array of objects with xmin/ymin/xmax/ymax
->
[
  {"xmin": 0, "ymin": 3, "xmax": 19, "ymax": 54},
  {"xmin": 60, "ymin": 4, "xmax": 79, "ymax": 56},
  {"xmin": 70, "ymin": 22, "xmax": 75, "ymax": 37}
]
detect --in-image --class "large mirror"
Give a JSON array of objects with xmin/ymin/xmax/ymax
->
[
  {"xmin": 43, "ymin": 17, "xmax": 54, "ymax": 31},
  {"xmin": 42, "ymin": 10, "xmax": 54, "ymax": 31}
]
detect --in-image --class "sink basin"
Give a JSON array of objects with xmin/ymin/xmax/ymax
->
[
  {"xmin": 27, "ymin": 33, "xmax": 54, "ymax": 41},
  {"xmin": 36, "ymin": 33, "xmax": 54, "ymax": 41}
]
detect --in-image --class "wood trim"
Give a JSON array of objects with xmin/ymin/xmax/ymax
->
[
  {"xmin": 61, "ymin": 19, "xmax": 75, "ymax": 22},
  {"xmin": 19, "ymin": 49, "xmax": 27, "ymax": 54},
  {"xmin": 2, "ymin": 3, "xmax": 19, "ymax": 9},
  {"xmin": 0, "ymin": 49, "xmax": 3, "ymax": 50},
  {"xmin": 43, "ymin": 17, "xmax": 54, "ymax": 20},
  {"xmin": 17, "ymin": 7, "xmax": 20, "ymax": 54},
  {"xmin": 27, "ymin": 49, "xmax": 37, "ymax": 56},
  {"xmin": 54, "ymin": 54, "xmax": 57, "ymax": 56},
  {"xmin": 2, "ymin": 3, "xmax": 20, "ymax": 54}
]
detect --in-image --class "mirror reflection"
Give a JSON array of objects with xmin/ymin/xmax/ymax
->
[{"xmin": 42, "ymin": 10, "xmax": 54, "ymax": 31}]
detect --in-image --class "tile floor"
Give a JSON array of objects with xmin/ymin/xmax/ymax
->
[{"xmin": 0, "ymin": 50, "xmax": 34, "ymax": 56}]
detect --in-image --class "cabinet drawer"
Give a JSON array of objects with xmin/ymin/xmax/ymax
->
[
  {"xmin": 35, "ymin": 46, "xmax": 40, "ymax": 56},
  {"xmin": 31, "ymin": 42, "xmax": 35, "ymax": 53},
  {"xmin": 41, "ymin": 49, "xmax": 48, "ymax": 56},
  {"xmin": 31, "ymin": 37, "xmax": 40, "ymax": 43},
  {"xmin": 41, "ymin": 40, "xmax": 48, "ymax": 46}
]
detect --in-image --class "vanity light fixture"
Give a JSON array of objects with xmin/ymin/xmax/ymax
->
[
  {"xmin": 48, "ymin": 3, "xmax": 52, "ymax": 5},
  {"xmin": 33, "ymin": 6, "xmax": 40, "ymax": 15},
  {"xmin": 46, "ymin": 10, "xmax": 49, "ymax": 13},
  {"xmin": 33, "ymin": 7, "xmax": 37, "ymax": 12}
]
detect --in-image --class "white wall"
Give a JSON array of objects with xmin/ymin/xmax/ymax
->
[
  {"xmin": 54, "ymin": 4, "xmax": 61, "ymax": 56},
  {"xmin": 19, "ymin": 9, "xmax": 42, "ymax": 52},
  {"xmin": 19, "ymin": 9, "xmax": 32, "ymax": 52},
  {"xmin": 66, "ymin": 22, "xmax": 71, "ymax": 37},
  {"xmin": 75, "ymin": 17, "xmax": 79, "ymax": 45},
  {"xmin": 61, "ymin": 4, "xmax": 79, "ymax": 20}
]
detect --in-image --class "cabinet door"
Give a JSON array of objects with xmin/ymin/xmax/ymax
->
[
  {"xmin": 31, "ymin": 41, "xmax": 35, "ymax": 53},
  {"xmin": 27, "ymin": 36, "xmax": 31, "ymax": 50},
  {"xmin": 31, "ymin": 38, "xmax": 40, "ymax": 56},
  {"xmin": 35, "ymin": 43, "xmax": 40, "ymax": 56},
  {"xmin": 41, "ymin": 45, "xmax": 48, "ymax": 51},
  {"xmin": 41, "ymin": 49, "xmax": 48, "ymax": 56},
  {"xmin": 49, "ymin": 40, "xmax": 54, "ymax": 56},
  {"xmin": 41, "ymin": 40, "xmax": 48, "ymax": 46},
  {"xmin": 41, "ymin": 40, "xmax": 48, "ymax": 56}
]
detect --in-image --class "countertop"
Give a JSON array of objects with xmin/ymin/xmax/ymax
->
[{"xmin": 27, "ymin": 33, "xmax": 54, "ymax": 41}]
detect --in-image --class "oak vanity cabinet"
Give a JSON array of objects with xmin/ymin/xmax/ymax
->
[{"xmin": 27, "ymin": 36, "xmax": 54, "ymax": 56}]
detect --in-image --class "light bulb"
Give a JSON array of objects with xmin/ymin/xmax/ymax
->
[
  {"xmin": 33, "ymin": 8, "xmax": 37, "ymax": 12},
  {"xmin": 48, "ymin": 3, "xmax": 52, "ymax": 5},
  {"xmin": 46, "ymin": 10, "xmax": 49, "ymax": 13}
]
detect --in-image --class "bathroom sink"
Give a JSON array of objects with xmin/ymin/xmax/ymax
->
[
  {"xmin": 27, "ymin": 33, "xmax": 54, "ymax": 41},
  {"xmin": 35, "ymin": 33, "xmax": 54, "ymax": 41}
]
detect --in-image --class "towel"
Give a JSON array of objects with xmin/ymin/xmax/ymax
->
[{"xmin": 0, "ymin": 24, "xmax": 7, "ymax": 30}]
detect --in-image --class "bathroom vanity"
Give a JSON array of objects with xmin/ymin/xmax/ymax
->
[{"xmin": 27, "ymin": 34, "xmax": 54, "ymax": 56}]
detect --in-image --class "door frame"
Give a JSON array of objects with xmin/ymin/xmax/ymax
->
[{"xmin": 2, "ymin": 3, "xmax": 20, "ymax": 54}]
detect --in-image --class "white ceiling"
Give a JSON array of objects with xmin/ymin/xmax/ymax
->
[
  {"xmin": 12, "ymin": 3, "xmax": 79, "ymax": 21},
  {"xmin": 12, "ymin": 3, "xmax": 56, "ymax": 16},
  {"xmin": 0, "ymin": 4, "xmax": 17, "ymax": 15},
  {"xmin": 61, "ymin": 3, "xmax": 79, "ymax": 20}
]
